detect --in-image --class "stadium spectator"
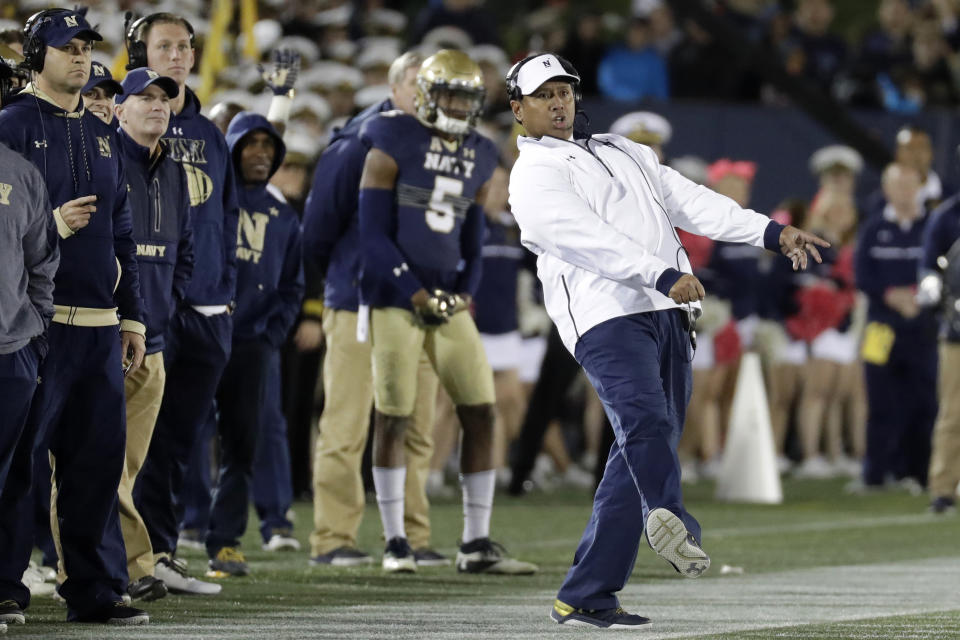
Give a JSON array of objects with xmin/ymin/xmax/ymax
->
[
  {"xmin": 854, "ymin": 163, "xmax": 938, "ymax": 491},
  {"xmin": 408, "ymin": 0, "xmax": 501, "ymax": 48},
  {"xmin": 0, "ymin": 8, "xmax": 148, "ymax": 625},
  {"xmin": 597, "ymin": 16, "xmax": 669, "ymax": 101},
  {"xmin": 113, "ymin": 68, "xmax": 193, "ymax": 602},
  {"xmin": 784, "ymin": 0, "xmax": 848, "ymax": 95},
  {"xmin": 850, "ymin": 0, "xmax": 914, "ymax": 107},
  {"xmin": 558, "ymin": 10, "xmax": 606, "ymax": 97}
]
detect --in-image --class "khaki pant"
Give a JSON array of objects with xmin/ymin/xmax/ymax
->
[
  {"xmin": 929, "ymin": 342, "xmax": 960, "ymax": 498},
  {"xmin": 370, "ymin": 307, "xmax": 495, "ymax": 415},
  {"xmin": 310, "ymin": 309, "xmax": 438, "ymax": 555},
  {"xmin": 52, "ymin": 352, "xmax": 165, "ymax": 582}
]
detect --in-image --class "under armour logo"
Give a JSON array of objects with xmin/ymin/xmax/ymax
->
[
  {"xmin": 34, "ymin": 140, "xmax": 47, "ymax": 148},
  {"xmin": 171, "ymin": 126, "xmax": 184, "ymax": 136},
  {"xmin": 392, "ymin": 263, "xmax": 410, "ymax": 278},
  {"xmin": 542, "ymin": 59, "xmax": 552, "ymax": 68},
  {"xmin": 64, "ymin": 16, "xmax": 78, "ymax": 27}
]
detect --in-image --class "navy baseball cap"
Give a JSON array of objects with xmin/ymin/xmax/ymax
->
[
  {"xmin": 82, "ymin": 62, "xmax": 123, "ymax": 95},
  {"xmin": 116, "ymin": 68, "xmax": 179, "ymax": 104},
  {"xmin": 31, "ymin": 9, "xmax": 102, "ymax": 47}
]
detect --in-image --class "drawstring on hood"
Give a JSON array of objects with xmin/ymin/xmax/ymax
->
[{"xmin": 21, "ymin": 82, "xmax": 92, "ymax": 194}]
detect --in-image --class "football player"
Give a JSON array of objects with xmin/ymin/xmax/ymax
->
[{"xmin": 358, "ymin": 50, "xmax": 536, "ymax": 575}]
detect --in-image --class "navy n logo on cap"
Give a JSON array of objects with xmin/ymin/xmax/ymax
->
[
  {"xmin": 93, "ymin": 63, "xmax": 104, "ymax": 76},
  {"xmin": 542, "ymin": 60, "xmax": 552, "ymax": 67},
  {"xmin": 64, "ymin": 15, "xmax": 78, "ymax": 27}
]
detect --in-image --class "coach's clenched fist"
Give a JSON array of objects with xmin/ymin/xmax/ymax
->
[{"xmin": 667, "ymin": 273, "xmax": 705, "ymax": 305}]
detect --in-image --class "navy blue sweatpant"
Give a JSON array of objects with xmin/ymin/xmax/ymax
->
[
  {"xmin": 0, "ymin": 342, "xmax": 40, "ymax": 492},
  {"xmin": 136, "ymin": 309, "xmax": 232, "ymax": 556},
  {"xmin": 863, "ymin": 333, "xmax": 938, "ymax": 486},
  {"xmin": 179, "ymin": 408, "xmax": 215, "ymax": 535},
  {"xmin": 0, "ymin": 324, "xmax": 127, "ymax": 619},
  {"xmin": 205, "ymin": 340, "xmax": 271, "ymax": 556},
  {"xmin": 253, "ymin": 350, "xmax": 295, "ymax": 542},
  {"xmin": 557, "ymin": 310, "xmax": 697, "ymax": 611}
]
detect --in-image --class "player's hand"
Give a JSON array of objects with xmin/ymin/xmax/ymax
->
[
  {"xmin": 120, "ymin": 330, "xmax": 146, "ymax": 377},
  {"xmin": 452, "ymin": 293, "xmax": 472, "ymax": 315},
  {"xmin": 258, "ymin": 49, "xmax": 300, "ymax": 96},
  {"xmin": 411, "ymin": 288, "xmax": 456, "ymax": 326},
  {"xmin": 293, "ymin": 318, "xmax": 323, "ymax": 351},
  {"xmin": 779, "ymin": 225, "xmax": 830, "ymax": 271},
  {"xmin": 668, "ymin": 274, "xmax": 705, "ymax": 305},
  {"xmin": 884, "ymin": 286, "xmax": 921, "ymax": 319},
  {"xmin": 60, "ymin": 195, "xmax": 97, "ymax": 232}
]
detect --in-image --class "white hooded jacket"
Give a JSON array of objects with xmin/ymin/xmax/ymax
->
[{"xmin": 508, "ymin": 133, "xmax": 781, "ymax": 353}]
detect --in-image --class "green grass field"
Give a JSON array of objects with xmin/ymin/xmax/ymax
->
[{"xmin": 11, "ymin": 478, "xmax": 960, "ymax": 639}]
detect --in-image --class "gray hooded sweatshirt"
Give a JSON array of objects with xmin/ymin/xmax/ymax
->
[{"xmin": 0, "ymin": 142, "xmax": 59, "ymax": 354}]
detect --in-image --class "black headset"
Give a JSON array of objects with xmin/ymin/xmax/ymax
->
[
  {"xmin": 21, "ymin": 8, "xmax": 73, "ymax": 73},
  {"xmin": 505, "ymin": 53, "xmax": 582, "ymax": 104},
  {"xmin": 124, "ymin": 12, "xmax": 195, "ymax": 71}
]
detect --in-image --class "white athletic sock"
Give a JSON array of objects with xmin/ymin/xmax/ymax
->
[
  {"xmin": 460, "ymin": 470, "xmax": 495, "ymax": 544},
  {"xmin": 373, "ymin": 466, "xmax": 406, "ymax": 542}
]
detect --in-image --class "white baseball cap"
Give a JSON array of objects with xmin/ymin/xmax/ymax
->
[{"xmin": 510, "ymin": 54, "xmax": 579, "ymax": 96}]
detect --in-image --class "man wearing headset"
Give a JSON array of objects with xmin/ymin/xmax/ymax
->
[
  {"xmin": 505, "ymin": 53, "xmax": 829, "ymax": 628},
  {"xmin": 125, "ymin": 12, "xmax": 234, "ymax": 596},
  {"xmin": 0, "ymin": 8, "xmax": 148, "ymax": 625}
]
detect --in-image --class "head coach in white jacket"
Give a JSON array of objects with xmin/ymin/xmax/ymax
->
[{"xmin": 506, "ymin": 53, "xmax": 829, "ymax": 629}]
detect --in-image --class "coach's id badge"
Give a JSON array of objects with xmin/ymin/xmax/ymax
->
[
  {"xmin": 356, "ymin": 304, "xmax": 370, "ymax": 343},
  {"xmin": 860, "ymin": 321, "xmax": 895, "ymax": 365}
]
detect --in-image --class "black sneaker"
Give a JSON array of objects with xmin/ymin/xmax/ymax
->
[
  {"xmin": 127, "ymin": 575, "xmax": 168, "ymax": 602},
  {"xmin": 309, "ymin": 547, "xmax": 373, "ymax": 567},
  {"xmin": 0, "ymin": 599, "xmax": 24, "ymax": 625},
  {"xmin": 74, "ymin": 601, "xmax": 149, "ymax": 625},
  {"xmin": 413, "ymin": 548, "xmax": 451, "ymax": 567},
  {"xmin": 550, "ymin": 599, "xmax": 650, "ymax": 628},
  {"xmin": 930, "ymin": 496, "xmax": 956, "ymax": 514},
  {"xmin": 456, "ymin": 538, "xmax": 538, "ymax": 575}
]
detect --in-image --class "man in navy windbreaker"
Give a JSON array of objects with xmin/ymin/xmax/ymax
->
[
  {"xmin": 128, "ymin": 12, "xmax": 239, "ymax": 595},
  {"xmin": 203, "ymin": 113, "xmax": 303, "ymax": 576},
  {"xmin": 114, "ymin": 68, "xmax": 194, "ymax": 602},
  {"xmin": 0, "ymin": 9, "xmax": 148, "ymax": 625}
]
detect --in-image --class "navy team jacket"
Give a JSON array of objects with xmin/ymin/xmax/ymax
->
[
  {"xmin": 0, "ymin": 86, "xmax": 145, "ymax": 332},
  {"xmin": 164, "ymin": 87, "xmax": 239, "ymax": 306},
  {"xmin": 301, "ymin": 99, "xmax": 394, "ymax": 312},
  {"xmin": 117, "ymin": 128, "xmax": 194, "ymax": 354},
  {"xmin": 225, "ymin": 113, "xmax": 304, "ymax": 347}
]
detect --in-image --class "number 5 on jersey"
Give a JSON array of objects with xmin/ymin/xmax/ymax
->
[{"xmin": 425, "ymin": 176, "xmax": 463, "ymax": 233}]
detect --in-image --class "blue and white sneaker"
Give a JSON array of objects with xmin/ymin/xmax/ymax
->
[
  {"xmin": 645, "ymin": 507, "xmax": 710, "ymax": 578},
  {"xmin": 550, "ymin": 599, "xmax": 650, "ymax": 628},
  {"xmin": 456, "ymin": 538, "xmax": 538, "ymax": 575}
]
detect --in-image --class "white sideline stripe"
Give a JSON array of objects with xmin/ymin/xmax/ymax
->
[
  {"xmin": 510, "ymin": 512, "xmax": 945, "ymax": 550},
  {"xmin": 107, "ymin": 556, "xmax": 960, "ymax": 639}
]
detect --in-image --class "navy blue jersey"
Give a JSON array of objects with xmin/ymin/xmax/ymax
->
[
  {"xmin": 358, "ymin": 111, "xmax": 498, "ymax": 310},
  {"xmin": 474, "ymin": 213, "xmax": 525, "ymax": 335}
]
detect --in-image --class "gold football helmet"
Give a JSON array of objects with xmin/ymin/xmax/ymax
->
[{"xmin": 415, "ymin": 49, "xmax": 486, "ymax": 136}]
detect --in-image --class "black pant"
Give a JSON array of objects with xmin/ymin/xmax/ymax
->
[{"xmin": 509, "ymin": 327, "xmax": 612, "ymax": 494}]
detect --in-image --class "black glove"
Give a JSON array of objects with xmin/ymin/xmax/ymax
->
[{"xmin": 258, "ymin": 49, "xmax": 300, "ymax": 97}]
